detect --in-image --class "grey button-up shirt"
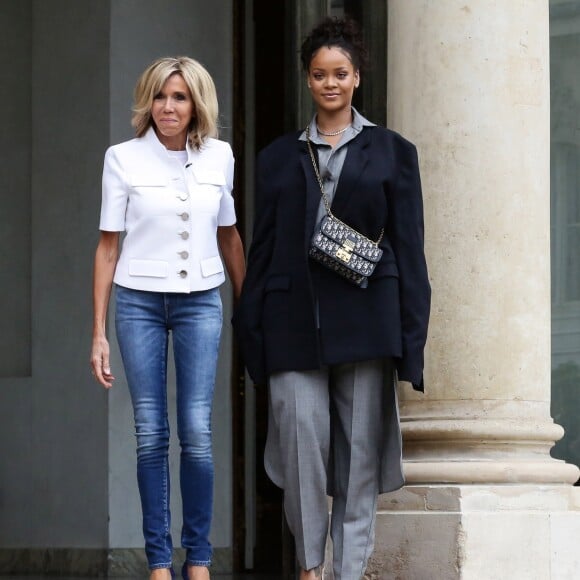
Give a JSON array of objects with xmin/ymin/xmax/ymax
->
[
  {"xmin": 299, "ymin": 108, "xmax": 375, "ymax": 226},
  {"xmin": 299, "ymin": 108, "xmax": 376, "ymax": 326}
]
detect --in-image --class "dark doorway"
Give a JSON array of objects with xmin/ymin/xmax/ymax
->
[
  {"xmin": 246, "ymin": 1, "xmax": 290, "ymax": 571},
  {"xmin": 232, "ymin": 0, "xmax": 291, "ymax": 576}
]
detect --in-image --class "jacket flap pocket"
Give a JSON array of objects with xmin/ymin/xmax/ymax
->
[
  {"xmin": 130, "ymin": 174, "xmax": 167, "ymax": 187},
  {"xmin": 192, "ymin": 168, "xmax": 226, "ymax": 186},
  {"xmin": 265, "ymin": 274, "xmax": 291, "ymax": 292},
  {"xmin": 129, "ymin": 259, "xmax": 168, "ymax": 278},
  {"xmin": 201, "ymin": 256, "xmax": 224, "ymax": 277},
  {"xmin": 372, "ymin": 261, "xmax": 399, "ymax": 279}
]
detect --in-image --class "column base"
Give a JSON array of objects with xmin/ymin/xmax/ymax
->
[
  {"xmin": 364, "ymin": 484, "xmax": 580, "ymax": 580},
  {"xmin": 404, "ymin": 459, "xmax": 580, "ymax": 485}
]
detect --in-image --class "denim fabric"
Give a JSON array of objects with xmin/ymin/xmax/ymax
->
[{"xmin": 115, "ymin": 284, "xmax": 222, "ymax": 569}]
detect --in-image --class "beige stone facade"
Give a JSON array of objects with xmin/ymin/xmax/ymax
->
[{"xmin": 357, "ymin": 2, "xmax": 580, "ymax": 578}]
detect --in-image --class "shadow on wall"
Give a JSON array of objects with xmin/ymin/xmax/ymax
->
[{"xmin": 551, "ymin": 361, "xmax": 580, "ymax": 485}]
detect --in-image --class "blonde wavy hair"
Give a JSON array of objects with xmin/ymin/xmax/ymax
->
[{"xmin": 132, "ymin": 56, "xmax": 219, "ymax": 150}]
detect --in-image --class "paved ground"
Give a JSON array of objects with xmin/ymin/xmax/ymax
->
[{"xmin": 0, "ymin": 576, "xmax": 279, "ymax": 580}]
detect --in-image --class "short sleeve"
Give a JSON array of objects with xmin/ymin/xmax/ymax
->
[
  {"xmin": 99, "ymin": 147, "xmax": 128, "ymax": 232},
  {"xmin": 217, "ymin": 144, "xmax": 236, "ymax": 226}
]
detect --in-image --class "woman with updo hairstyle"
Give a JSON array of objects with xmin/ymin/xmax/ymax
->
[
  {"xmin": 236, "ymin": 17, "xmax": 430, "ymax": 580},
  {"xmin": 91, "ymin": 56, "xmax": 245, "ymax": 580}
]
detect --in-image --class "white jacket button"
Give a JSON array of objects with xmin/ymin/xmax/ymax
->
[
  {"xmin": 179, "ymin": 231, "xmax": 189, "ymax": 240},
  {"xmin": 178, "ymin": 270, "xmax": 188, "ymax": 278},
  {"xmin": 178, "ymin": 251, "xmax": 189, "ymax": 259},
  {"xmin": 179, "ymin": 212, "xmax": 190, "ymax": 221}
]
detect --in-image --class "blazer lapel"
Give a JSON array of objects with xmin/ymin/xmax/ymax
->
[
  {"xmin": 330, "ymin": 129, "xmax": 371, "ymax": 218},
  {"xmin": 300, "ymin": 141, "xmax": 323, "ymax": 251}
]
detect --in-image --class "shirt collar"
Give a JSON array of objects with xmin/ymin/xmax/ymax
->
[{"xmin": 299, "ymin": 107, "xmax": 375, "ymax": 143}]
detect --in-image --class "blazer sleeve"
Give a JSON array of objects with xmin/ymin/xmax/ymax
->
[
  {"xmin": 234, "ymin": 150, "xmax": 278, "ymax": 384},
  {"xmin": 388, "ymin": 134, "xmax": 431, "ymax": 391}
]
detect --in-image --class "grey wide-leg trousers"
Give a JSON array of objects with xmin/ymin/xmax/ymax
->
[{"xmin": 265, "ymin": 358, "xmax": 400, "ymax": 580}]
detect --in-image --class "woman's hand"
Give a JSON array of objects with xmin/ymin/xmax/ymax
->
[{"xmin": 91, "ymin": 333, "xmax": 115, "ymax": 388}]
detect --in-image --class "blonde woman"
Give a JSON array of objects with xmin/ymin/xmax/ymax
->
[{"xmin": 91, "ymin": 57, "xmax": 245, "ymax": 580}]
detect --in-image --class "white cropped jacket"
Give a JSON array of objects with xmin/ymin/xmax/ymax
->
[{"xmin": 99, "ymin": 127, "xmax": 236, "ymax": 293}]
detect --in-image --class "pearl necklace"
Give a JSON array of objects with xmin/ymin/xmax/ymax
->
[{"xmin": 316, "ymin": 123, "xmax": 351, "ymax": 136}]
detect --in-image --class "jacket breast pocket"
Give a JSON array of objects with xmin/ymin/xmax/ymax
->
[
  {"xmin": 130, "ymin": 174, "xmax": 167, "ymax": 187},
  {"xmin": 190, "ymin": 169, "xmax": 225, "ymax": 213},
  {"xmin": 192, "ymin": 169, "xmax": 226, "ymax": 187},
  {"xmin": 128, "ymin": 175, "xmax": 170, "ymax": 215}
]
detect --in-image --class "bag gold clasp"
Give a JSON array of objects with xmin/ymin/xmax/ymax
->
[{"xmin": 336, "ymin": 238, "xmax": 355, "ymax": 263}]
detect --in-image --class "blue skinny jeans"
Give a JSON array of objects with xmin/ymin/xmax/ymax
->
[{"xmin": 115, "ymin": 284, "xmax": 222, "ymax": 569}]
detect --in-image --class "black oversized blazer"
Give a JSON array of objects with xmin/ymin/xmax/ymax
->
[{"xmin": 235, "ymin": 125, "xmax": 430, "ymax": 391}]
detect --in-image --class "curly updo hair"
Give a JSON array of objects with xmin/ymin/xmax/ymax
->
[{"xmin": 300, "ymin": 16, "xmax": 368, "ymax": 72}]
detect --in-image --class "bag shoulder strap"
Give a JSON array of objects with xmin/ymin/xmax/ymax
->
[{"xmin": 305, "ymin": 125, "xmax": 384, "ymax": 245}]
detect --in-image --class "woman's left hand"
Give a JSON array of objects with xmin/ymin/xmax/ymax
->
[{"xmin": 91, "ymin": 333, "xmax": 115, "ymax": 388}]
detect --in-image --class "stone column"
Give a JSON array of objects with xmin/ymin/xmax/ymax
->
[{"xmin": 366, "ymin": 2, "xmax": 580, "ymax": 578}]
